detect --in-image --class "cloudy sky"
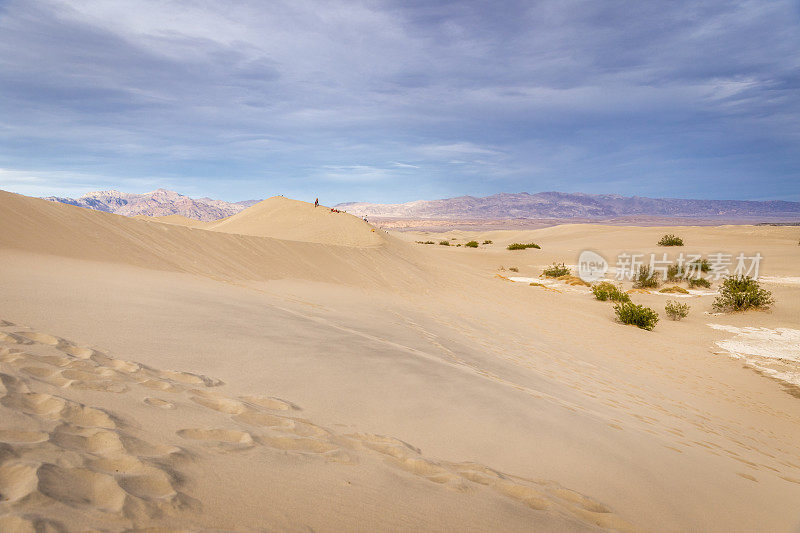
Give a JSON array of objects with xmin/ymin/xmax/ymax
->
[{"xmin": 0, "ymin": 0, "xmax": 798, "ymax": 204}]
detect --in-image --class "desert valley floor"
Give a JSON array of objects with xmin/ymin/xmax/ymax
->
[{"xmin": 1, "ymin": 190, "xmax": 799, "ymax": 532}]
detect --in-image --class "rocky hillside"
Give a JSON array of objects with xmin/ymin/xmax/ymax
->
[{"xmin": 44, "ymin": 189, "xmax": 257, "ymax": 221}]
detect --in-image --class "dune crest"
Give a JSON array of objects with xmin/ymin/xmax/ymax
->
[{"xmin": 209, "ymin": 196, "xmax": 384, "ymax": 247}]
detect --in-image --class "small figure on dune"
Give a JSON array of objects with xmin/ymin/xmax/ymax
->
[{"xmin": 314, "ymin": 198, "xmax": 319, "ymax": 207}]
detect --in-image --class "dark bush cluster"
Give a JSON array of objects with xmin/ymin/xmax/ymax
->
[
  {"xmin": 688, "ymin": 258, "xmax": 711, "ymax": 273},
  {"xmin": 614, "ymin": 302, "xmax": 659, "ymax": 330},
  {"xmin": 712, "ymin": 276, "xmax": 774, "ymax": 312},
  {"xmin": 688, "ymin": 277, "xmax": 711, "ymax": 289},
  {"xmin": 591, "ymin": 282, "xmax": 630, "ymax": 302},
  {"xmin": 465, "ymin": 241, "xmax": 479, "ymax": 248},
  {"xmin": 658, "ymin": 234, "xmax": 684, "ymax": 246},
  {"xmin": 507, "ymin": 242, "xmax": 541, "ymax": 250},
  {"xmin": 665, "ymin": 300, "xmax": 690, "ymax": 320},
  {"xmin": 633, "ymin": 265, "xmax": 660, "ymax": 289}
]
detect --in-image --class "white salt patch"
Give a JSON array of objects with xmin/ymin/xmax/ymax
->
[
  {"xmin": 708, "ymin": 325, "xmax": 800, "ymax": 363},
  {"xmin": 759, "ymin": 276, "xmax": 800, "ymax": 286},
  {"xmin": 686, "ymin": 289, "xmax": 718, "ymax": 297},
  {"xmin": 509, "ymin": 276, "xmax": 541, "ymax": 284},
  {"xmin": 707, "ymin": 324, "xmax": 800, "ymax": 387}
]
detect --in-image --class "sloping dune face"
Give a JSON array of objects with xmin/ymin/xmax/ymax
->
[
  {"xmin": 209, "ymin": 196, "xmax": 384, "ymax": 247},
  {"xmin": 0, "ymin": 190, "xmax": 426, "ymax": 289},
  {"xmin": 134, "ymin": 214, "xmax": 213, "ymax": 229}
]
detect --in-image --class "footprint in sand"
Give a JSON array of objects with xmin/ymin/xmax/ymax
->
[
  {"xmin": 190, "ymin": 394, "xmax": 246, "ymax": 415},
  {"xmin": 391, "ymin": 456, "xmax": 462, "ymax": 485},
  {"xmin": 119, "ymin": 434, "xmax": 183, "ymax": 459},
  {"xmin": 51, "ymin": 424, "xmax": 126, "ymax": 455},
  {"xmin": 137, "ymin": 379, "xmax": 185, "ymax": 394},
  {"xmin": 19, "ymin": 366, "xmax": 72, "ymax": 387},
  {"xmin": 0, "ymin": 332, "xmax": 34, "ymax": 345},
  {"xmin": 257, "ymin": 435, "xmax": 340, "ymax": 454},
  {"xmin": 240, "ymin": 395, "xmax": 300, "ymax": 411},
  {"xmin": 0, "ymin": 461, "xmax": 40, "ymax": 502},
  {"xmin": 58, "ymin": 344, "xmax": 96, "ymax": 359},
  {"xmin": 88, "ymin": 454, "xmax": 149, "ymax": 475},
  {"xmin": 144, "ymin": 397, "xmax": 175, "ymax": 409},
  {"xmin": 37, "ymin": 463, "xmax": 128, "ymax": 513},
  {"xmin": 15, "ymin": 331, "xmax": 63, "ymax": 346},
  {"xmin": 0, "ymin": 513, "xmax": 64, "ymax": 533},
  {"xmin": 348, "ymin": 433, "xmax": 421, "ymax": 459},
  {"xmin": 177, "ymin": 428, "xmax": 254, "ymax": 449},
  {"xmin": 116, "ymin": 468, "xmax": 178, "ymax": 500},
  {"xmin": 0, "ymin": 429, "xmax": 49, "ymax": 444},
  {"xmin": 1, "ymin": 391, "xmax": 67, "ymax": 418},
  {"xmin": 152, "ymin": 369, "xmax": 223, "ymax": 387}
]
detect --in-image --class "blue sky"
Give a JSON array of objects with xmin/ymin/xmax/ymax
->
[{"xmin": 0, "ymin": 0, "xmax": 798, "ymax": 204}]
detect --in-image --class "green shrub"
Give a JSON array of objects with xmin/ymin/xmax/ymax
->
[
  {"xmin": 688, "ymin": 277, "xmax": 711, "ymax": 289},
  {"xmin": 507, "ymin": 242, "xmax": 541, "ymax": 250},
  {"xmin": 542, "ymin": 262, "xmax": 570, "ymax": 277},
  {"xmin": 465, "ymin": 241, "xmax": 479, "ymax": 248},
  {"xmin": 509, "ymin": 267, "xmax": 519, "ymax": 272},
  {"xmin": 483, "ymin": 240, "xmax": 493, "ymax": 244},
  {"xmin": 666, "ymin": 264, "xmax": 683, "ymax": 282},
  {"xmin": 665, "ymin": 300, "xmax": 690, "ymax": 320},
  {"xmin": 688, "ymin": 258, "xmax": 711, "ymax": 273},
  {"xmin": 658, "ymin": 234, "xmax": 684, "ymax": 246},
  {"xmin": 439, "ymin": 240, "xmax": 450, "ymax": 246},
  {"xmin": 712, "ymin": 276, "xmax": 774, "ymax": 312},
  {"xmin": 592, "ymin": 282, "xmax": 630, "ymax": 302},
  {"xmin": 614, "ymin": 302, "xmax": 659, "ymax": 330},
  {"xmin": 633, "ymin": 265, "xmax": 660, "ymax": 289}
]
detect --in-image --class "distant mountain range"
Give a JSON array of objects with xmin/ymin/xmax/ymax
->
[
  {"xmin": 44, "ymin": 189, "xmax": 258, "ymax": 221},
  {"xmin": 337, "ymin": 192, "xmax": 800, "ymax": 220},
  {"xmin": 42, "ymin": 189, "xmax": 800, "ymax": 222}
]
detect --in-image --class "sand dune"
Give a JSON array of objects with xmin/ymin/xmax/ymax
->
[
  {"xmin": 209, "ymin": 196, "xmax": 384, "ymax": 247},
  {"xmin": 133, "ymin": 214, "xmax": 214, "ymax": 229},
  {"xmin": 0, "ymin": 190, "xmax": 430, "ymax": 290},
  {"xmin": 1, "ymin": 189, "xmax": 800, "ymax": 531}
]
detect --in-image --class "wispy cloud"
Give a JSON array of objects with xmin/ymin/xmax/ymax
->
[{"xmin": 0, "ymin": 0, "xmax": 797, "ymax": 203}]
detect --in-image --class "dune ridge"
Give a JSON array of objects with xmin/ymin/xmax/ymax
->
[
  {"xmin": 209, "ymin": 195, "xmax": 385, "ymax": 247},
  {"xmin": 0, "ymin": 190, "xmax": 430, "ymax": 290}
]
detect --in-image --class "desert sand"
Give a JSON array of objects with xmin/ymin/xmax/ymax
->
[{"xmin": 1, "ymin": 189, "xmax": 799, "ymax": 532}]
